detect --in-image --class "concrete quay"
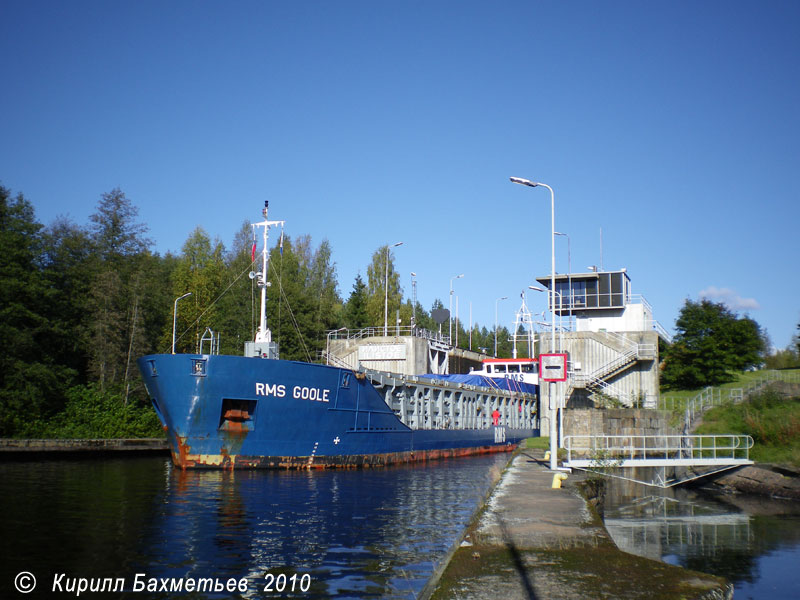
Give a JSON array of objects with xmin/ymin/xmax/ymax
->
[
  {"xmin": 0, "ymin": 438, "xmax": 169, "ymax": 455},
  {"xmin": 425, "ymin": 449, "xmax": 732, "ymax": 600}
]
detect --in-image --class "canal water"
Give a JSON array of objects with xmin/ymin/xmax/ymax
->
[
  {"xmin": 0, "ymin": 453, "xmax": 510, "ymax": 599},
  {"xmin": 602, "ymin": 475, "xmax": 800, "ymax": 599}
]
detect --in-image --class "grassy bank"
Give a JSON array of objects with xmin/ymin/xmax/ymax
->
[
  {"xmin": 660, "ymin": 368, "xmax": 800, "ymax": 410},
  {"xmin": 694, "ymin": 388, "xmax": 800, "ymax": 467},
  {"xmin": 525, "ymin": 436, "xmax": 550, "ymax": 450},
  {"xmin": 659, "ymin": 369, "xmax": 800, "ymax": 467}
]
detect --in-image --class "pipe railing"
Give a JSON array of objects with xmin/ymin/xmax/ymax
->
[
  {"xmin": 563, "ymin": 434, "xmax": 754, "ymax": 464},
  {"xmin": 326, "ymin": 326, "xmax": 451, "ymax": 345}
]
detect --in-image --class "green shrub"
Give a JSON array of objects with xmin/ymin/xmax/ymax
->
[{"xmin": 23, "ymin": 384, "xmax": 164, "ymax": 439}]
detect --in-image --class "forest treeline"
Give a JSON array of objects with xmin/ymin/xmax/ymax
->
[
  {"xmin": 4, "ymin": 184, "xmax": 796, "ymax": 438},
  {"xmin": 0, "ymin": 185, "xmax": 518, "ymax": 438}
]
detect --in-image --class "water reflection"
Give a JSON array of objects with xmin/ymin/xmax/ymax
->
[
  {"xmin": 602, "ymin": 475, "xmax": 800, "ymax": 598},
  {"xmin": 0, "ymin": 454, "xmax": 507, "ymax": 599}
]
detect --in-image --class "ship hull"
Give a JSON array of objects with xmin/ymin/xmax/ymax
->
[{"xmin": 138, "ymin": 353, "xmax": 537, "ymax": 469}]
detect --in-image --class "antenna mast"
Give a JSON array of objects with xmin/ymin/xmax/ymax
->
[
  {"xmin": 511, "ymin": 291, "xmax": 536, "ymax": 359},
  {"xmin": 252, "ymin": 201, "xmax": 285, "ymax": 344}
]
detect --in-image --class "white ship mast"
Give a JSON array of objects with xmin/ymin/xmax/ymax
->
[
  {"xmin": 251, "ymin": 201, "xmax": 285, "ymax": 344},
  {"xmin": 511, "ymin": 290, "xmax": 536, "ymax": 359}
]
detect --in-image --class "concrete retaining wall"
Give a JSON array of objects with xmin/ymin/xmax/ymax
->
[{"xmin": 564, "ymin": 408, "xmax": 679, "ymax": 438}]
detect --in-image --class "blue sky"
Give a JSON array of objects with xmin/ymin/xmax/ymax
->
[{"xmin": 2, "ymin": 1, "xmax": 799, "ymax": 349}]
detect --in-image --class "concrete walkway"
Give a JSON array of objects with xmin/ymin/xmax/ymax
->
[{"xmin": 426, "ymin": 450, "xmax": 732, "ymax": 600}]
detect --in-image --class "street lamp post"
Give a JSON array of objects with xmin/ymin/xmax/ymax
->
[
  {"xmin": 410, "ymin": 272, "xmax": 417, "ymax": 331},
  {"xmin": 449, "ymin": 273, "xmax": 464, "ymax": 343},
  {"xmin": 555, "ymin": 231, "xmax": 572, "ymax": 330},
  {"xmin": 530, "ymin": 285, "xmax": 564, "ymax": 351},
  {"xmin": 384, "ymin": 242, "xmax": 403, "ymax": 336},
  {"xmin": 172, "ymin": 292, "xmax": 192, "ymax": 354},
  {"xmin": 531, "ymin": 285, "xmax": 566, "ymax": 446},
  {"xmin": 494, "ymin": 296, "xmax": 508, "ymax": 357},
  {"xmin": 511, "ymin": 176, "xmax": 559, "ymax": 471}
]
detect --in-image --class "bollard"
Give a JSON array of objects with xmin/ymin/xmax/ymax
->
[
  {"xmin": 551, "ymin": 472, "xmax": 568, "ymax": 489},
  {"xmin": 544, "ymin": 451, "xmax": 550, "ymax": 461}
]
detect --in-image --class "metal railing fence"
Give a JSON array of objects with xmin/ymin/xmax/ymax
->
[
  {"xmin": 660, "ymin": 370, "xmax": 800, "ymax": 426},
  {"xmin": 563, "ymin": 433, "xmax": 754, "ymax": 464}
]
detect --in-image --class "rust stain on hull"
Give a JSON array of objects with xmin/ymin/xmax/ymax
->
[
  {"xmin": 167, "ymin": 443, "xmax": 517, "ymax": 470},
  {"xmin": 173, "ymin": 435, "xmax": 198, "ymax": 469}
]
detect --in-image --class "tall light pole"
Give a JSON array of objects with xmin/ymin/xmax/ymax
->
[
  {"xmin": 384, "ymin": 242, "xmax": 403, "ymax": 336},
  {"xmin": 494, "ymin": 296, "xmax": 508, "ymax": 357},
  {"xmin": 511, "ymin": 176, "xmax": 558, "ymax": 471},
  {"xmin": 555, "ymin": 231, "xmax": 572, "ymax": 330},
  {"xmin": 449, "ymin": 273, "xmax": 464, "ymax": 343},
  {"xmin": 410, "ymin": 272, "xmax": 417, "ymax": 331},
  {"xmin": 172, "ymin": 292, "xmax": 192, "ymax": 354}
]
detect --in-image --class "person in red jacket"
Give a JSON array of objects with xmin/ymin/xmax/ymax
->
[{"xmin": 492, "ymin": 408, "xmax": 500, "ymax": 426}]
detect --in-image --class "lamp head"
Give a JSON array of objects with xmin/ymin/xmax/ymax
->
[{"xmin": 510, "ymin": 177, "xmax": 538, "ymax": 188}]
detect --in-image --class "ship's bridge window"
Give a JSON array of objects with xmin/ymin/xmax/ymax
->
[
  {"xmin": 493, "ymin": 364, "xmax": 507, "ymax": 373},
  {"xmin": 521, "ymin": 364, "xmax": 535, "ymax": 373},
  {"xmin": 508, "ymin": 364, "xmax": 521, "ymax": 373}
]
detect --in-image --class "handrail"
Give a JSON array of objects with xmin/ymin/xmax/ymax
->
[
  {"xmin": 319, "ymin": 350, "xmax": 356, "ymax": 370},
  {"xmin": 326, "ymin": 326, "xmax": 451, "ymax": 345},
  {"xmin": 660, "ymin": 370, "xmax": 800, "ymax": 425},
  {"xmin": 563, "ymin": 434, "xmax": 754, "ymax": 463}
]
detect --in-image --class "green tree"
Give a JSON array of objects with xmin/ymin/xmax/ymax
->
[
  {"xmin": 365, "ymin": 245, "xmax": 402, "ymax": 329},
  {"xmin": 265, "ymin": 235, "xmax": 316, "ymax": 361},
  {"xmin": 41, "ymin": 217, "xmax": 94, "ymax": 382},
  {"xmin": 796, "ymin": 319, "xmax": 800, "ymax": 355},
  {"xmin": 0, "ymin": 186, "xmax": 75, "ymax": 434},
  {"xmin": 308, "ymin": 238, "xmax": 342, "ymax": 338},
  {"xmin": 495, "ymin": 325, "xmax": 513, "ymax": 358},
  {"xmin": 169, "ymin": 227, "xmax": 226, "ymax": 353},
  {"xmin": 344, "ymin": 274, "xmax": 369, "ymax": 329},
  {"xmin": 86, "ymin": 189, "xmax": 154, "ymax": 394},
  {"xmin": 89, "ymin": 188, "xmax": 151, "ymax": 264},
  {"xmin": 214, "ymin": 221, "xmax": 259, "ymax": 354},
  {"xmin": 86, "ymin": 269, "xmax": 127, "ymax": 389},
  {"xmin": 661, "ymin": 299, "xmax": 767, "ymax": 389},
  {"xmin": 764, "ymin": 347, "xmax": 800, "ymax": 370}
]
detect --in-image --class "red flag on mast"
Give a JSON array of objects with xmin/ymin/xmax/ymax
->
[{"xmin": 251, "ymin": 241, "xmax": 256, "ymax": 262}]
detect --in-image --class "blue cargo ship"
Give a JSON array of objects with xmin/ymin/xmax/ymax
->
[{"xmin": 138, "ymin": 203, "xmax": 538, "ymax": 469}]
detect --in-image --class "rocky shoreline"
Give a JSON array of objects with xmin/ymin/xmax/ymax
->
[{"xmin": 708, "ymin": 463, "xmax": 800, "ymax": 499}]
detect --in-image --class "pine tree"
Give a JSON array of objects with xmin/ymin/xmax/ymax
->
[
  {"xmin": 86, "ymin": 189, "xmax": 154, "ymax": 392},
  {"xmin": 344, "ymin": 274, "xmax": 369, "ymax": 329},
  {"xmin": 0, "ymin": 186, "xmax": 75, "ymax": 434}
]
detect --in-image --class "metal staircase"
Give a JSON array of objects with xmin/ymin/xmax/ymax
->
[{"xmin": 568, "ymin": 332, "xmax": 656, "ymax": 406}]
